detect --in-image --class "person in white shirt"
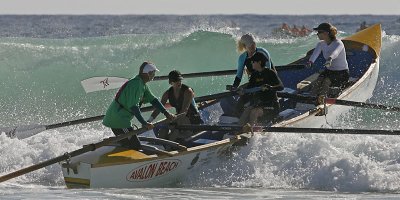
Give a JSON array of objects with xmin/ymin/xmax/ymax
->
[{"xmin": 307, "ymin": 23, "xmax": 349, "ymax": 100}]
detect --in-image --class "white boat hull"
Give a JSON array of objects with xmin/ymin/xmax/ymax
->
[{"xmin": 62, "ymin": 135, "xmax": 248, "ymax": 188}]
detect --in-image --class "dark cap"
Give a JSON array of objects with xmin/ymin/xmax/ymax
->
[
  {"xmin": 313, "ymin": 23, "xmax": 333, "ymax": 32},
  {"xmin": 168, "ymin": 70, "xmax": 183, "ymax": 82},
  {"xmin": 251, "ymin": 52, "xmax": 268, "ymax": 66}
]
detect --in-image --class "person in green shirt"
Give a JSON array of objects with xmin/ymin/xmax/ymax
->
[{"xmin": 103, "ymin": 61, "xmax": 175, "ymax": 150}]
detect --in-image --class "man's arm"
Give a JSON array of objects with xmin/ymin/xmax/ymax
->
[
  {"xmin": 180, "ymin": 88, "xmax": 195, "ymax": 114},
  {"xmin": 148, "ymin": 91, "xmax": 168, "ymax": 122}
]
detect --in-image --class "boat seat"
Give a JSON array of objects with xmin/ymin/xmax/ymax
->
[
  {"xmin": 295, "ymin": 102, "xmax": 316, "ymax": 111},
  {"xmin": 140, "ymin": 144, "xmax": 175, "ymax": 157},
  {"xmin": 192, "ymin": 138, "xmax": 220, "ymax": 145},
  {"xmin": 278, "ymin": 109, "xmax": 301, "ymax": 120},
  {"xmin": 184, "ymin": 130, "xmax": 230, "ymax": 147},
  {"xmin": 282, "ymin": 87, "xmax": 296, "ymax": 94},
  {"xmin": 219, "ymin": 115, "xmax": 239, "ymax": 124},
  {"xmin": 138, "ymin": 136, "xmax": 187, "ymax": 151},
  {"xmin": 297, "ymin": 72, "xmax": 320, "ymax": 92}
]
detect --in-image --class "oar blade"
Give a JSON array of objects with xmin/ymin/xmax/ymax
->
[
  {"xmin": 81, "ymin": 76, "xmax": 128, "ymax": 93},
  {"xmin": 1, "ymin": 125, "xmax": 46, "ymax": 139}
]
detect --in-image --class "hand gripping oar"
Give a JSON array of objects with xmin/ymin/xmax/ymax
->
[
  {"xmin": 81, "ymin": 64, "xmax": 305, "ymax": 93},
  {"xmin": 175, "ymin": 124, "xmax": 400, "ymax": 136},
  {"xmin": 0, "ymin": 114, "xmax": 184, "ymax": 183},
  {"xmin": 277, "ymin": 92, "xmax": 400, "ymax": 112}
]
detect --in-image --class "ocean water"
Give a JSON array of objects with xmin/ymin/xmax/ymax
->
[{"xmin": 0, "ymin": 15, "xmax": 400, "ymax": 199}]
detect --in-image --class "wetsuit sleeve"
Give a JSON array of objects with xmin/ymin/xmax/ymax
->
[
  {"xmin": 233, "ymin": 77, "xmax": 241, "ymax": 88},
  {"xmin": 150, "ymin": 91, "xmax": 168, "ymax": 119},
  {"xmin": 150, "ymin": 98, "xmax": 168, "ymax": 115},
  {"xmin": 142, "ymin": 84, "xmax": 157, "ymax": 104},
  {"xmin": 233, "ymin": 53, "xmax": 247, "ymax": 87},
  {"xmin": 268, "ymin": 70, "xmax": 284, "ymax": 91},
  {"xmin": 131, "ymin": 106, "xmax": 147, "ymax": 125}
]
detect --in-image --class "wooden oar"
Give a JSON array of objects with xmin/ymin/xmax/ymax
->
[
  {"xmin": 0, "ymin": 104, "xmax": 168, "ymax": 140},
  {"xmin": 277, "ymin": 92, "xmax": 400, "ymax": 112},
  {"xmin": 175, "ymin": 124, "xmax": 400, "ymax": 136},
  {"xmin": 0, "ymin": 87, "xmax": 259, "ymax": 139},
  {"xmin": 153, "ymin": 64, "xmax": 305, "ymax": 80},
  {"xmin": 81, "ymin": 64, "xmax": 305, "ymax": 93},
  {"xmin": 0, "ymin": 116, "xmax": 181, "ymax": 183},
  {"xmin": 325, "ymin": 98, "xmax": 400, "ymax": 112}
]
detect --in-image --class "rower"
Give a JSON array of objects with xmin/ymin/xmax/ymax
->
[
  {"xmin": 238, "ymin": 52, "xmax": 284, "ymax": 125},
  {"xmin": 307, "ymin": 22, "xmax": 349, "ymax": 105},
  {"xmin": 148, "ymin": 70, "xmax": 204, "ymax": 144},
  {"xmin": 102, "ymin": 62, "xmax": 176, "ymax": 150}
]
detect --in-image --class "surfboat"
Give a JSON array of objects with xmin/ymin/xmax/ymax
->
[{"xmin": 60, "ymin": 24, "xmax": 382, "ymax": 188}]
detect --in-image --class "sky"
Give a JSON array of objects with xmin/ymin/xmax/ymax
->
[{"xmin": 0, "ymin": 0, "xmax": 398, "ymax": 15}]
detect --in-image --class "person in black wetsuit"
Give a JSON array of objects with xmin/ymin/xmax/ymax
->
[
  {"xmin": 238, "ymin": 52, "xmax": 284, "ymax": 125},
  {"xmin": 148, "ymin": 70, "xmax": 203, "ymax": 142}
]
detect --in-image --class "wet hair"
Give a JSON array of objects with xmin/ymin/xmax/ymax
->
[
  {"xmin": 251, "ymin": 52, "xmax": 268, "ymax": 67},
  {"xmin": 237, "ymin": 40, "xmax": 247, "ymax": 53},
  {"xmin": 168, "ymin": 70, "xmax": 183, "ymax": 84},
  {"xmin": 237, "ymin": 33, "xmax": 256, "ymax": 53}
]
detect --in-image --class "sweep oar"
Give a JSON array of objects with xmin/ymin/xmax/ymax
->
[
  {"xmin": 277, "ymin": 92, "xmax": 400, "ymax": 112},
  {"xmin": 81, "ymin": 64, "xmax": 305, "ymax": 93},
  {"xmin": 0, "ymin": 115, "xmax": 183, "ymax": 183},
  {"xmin": 175, "ymin": 124, "xmax": 400, "ymax": 136}
]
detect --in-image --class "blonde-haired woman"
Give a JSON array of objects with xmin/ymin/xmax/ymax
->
[
  {"xmin": 307, "ymin": 23, "xmax": 349, "ymax": 100},
  {"xmin": 232, "ymin": 33, "xmax": 273, "ymax": 89}
]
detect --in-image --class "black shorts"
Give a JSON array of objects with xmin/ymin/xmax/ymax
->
[
  {"xmin": 111, "ymin": 127, "xmax": 141, "ymax": 150},
  {"xmin": 319, "ymin": 69, "xmax": 349, "ymax": 87}
]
